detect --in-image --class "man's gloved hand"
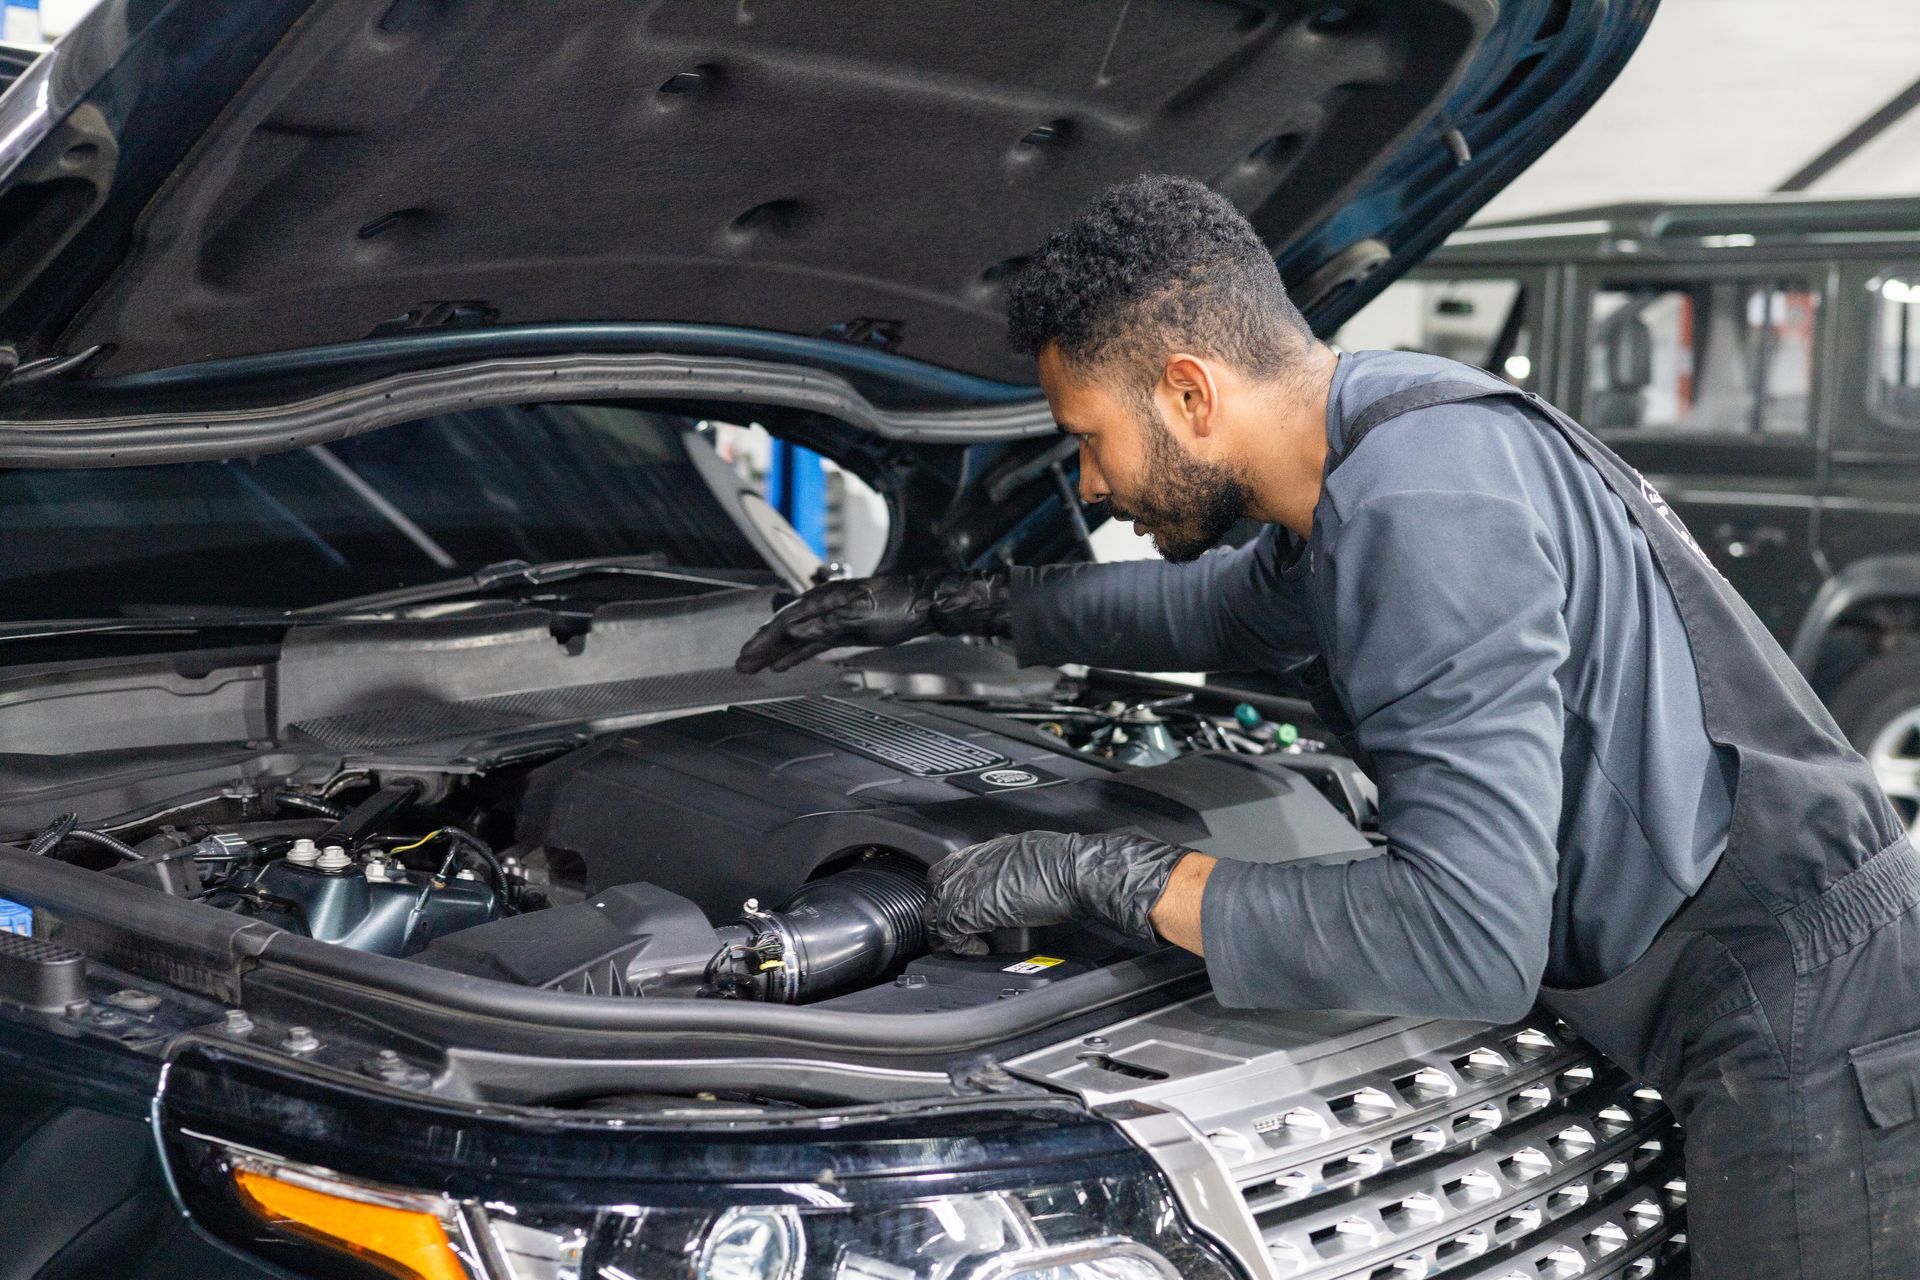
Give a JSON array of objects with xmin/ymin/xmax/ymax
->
[
  {"xmin": 923, "ymin": 830, "xmax": 1191, "ymax": 956},
  {"xmin": 735, "ymin": 570, "xmax": 1011, "ymax": 674}
]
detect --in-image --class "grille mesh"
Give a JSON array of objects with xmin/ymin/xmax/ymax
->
[
  {"xmin": 0, "ymin": 932, "xmax": 80, "ymax": 966},
  {"xmin": 1211, "ymin": 1022, "xmax": 1688, "ymax": 1279},
  {"xmin": 739, "ymin": 695, "xmax": 1008, "ymax": 776}
]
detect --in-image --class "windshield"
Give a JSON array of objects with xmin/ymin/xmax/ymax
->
[{"xmin": 0, "ymin": 404, "xmax": 771, "ymax": 621}]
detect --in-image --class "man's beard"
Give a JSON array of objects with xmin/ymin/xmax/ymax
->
[{"xmin": 1107, "ymin": 412, "xmax": 1253, "ymax": 563}]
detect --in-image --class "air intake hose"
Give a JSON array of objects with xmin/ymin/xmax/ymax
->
[{"xmin": 706, "ymin": 853, "xmax": 927, "ymax": 1003}]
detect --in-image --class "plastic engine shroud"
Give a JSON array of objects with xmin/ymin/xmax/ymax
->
[{"xmin": 513, "ymin": 692, "xmax": 1371, "ymax": 921}]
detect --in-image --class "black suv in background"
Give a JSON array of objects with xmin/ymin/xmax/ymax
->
[
  {"xmin": 1336, "ymin": 195, "xmax": 1920, "ymax": 837},
  {"xmin": 0, "ymin": 42, "xmax": 35, "ymax": 96}
]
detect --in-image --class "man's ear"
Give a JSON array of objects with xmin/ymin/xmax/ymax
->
[{"xmin": 1159, "ymin": 354, "xmax": 1220, "ymax": 441}]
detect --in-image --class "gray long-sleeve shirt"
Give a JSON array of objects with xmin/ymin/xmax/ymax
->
[{"xmin": 1010, "ymin": 350, "xmax": 1735, "ymax": 1022}]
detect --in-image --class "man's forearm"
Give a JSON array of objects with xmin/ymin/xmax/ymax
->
[
  {"xmin": 1010, "ymin": 561, "xmax": 1213, "ymax": 670},
  {"xmin": 1009, "ymin": 542, "xmax": 1308, "ymax": 672},
  {"xmin": 1148, "ymin": 851, "xmax": 1216, "ymax": 955}
]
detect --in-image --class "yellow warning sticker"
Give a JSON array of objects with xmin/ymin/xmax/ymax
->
[{"xmin": 1002, "ymin": 955, "xmax": 1065, "ymax": 975}]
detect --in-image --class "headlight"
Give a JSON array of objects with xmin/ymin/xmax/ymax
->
[
  {"xmin": 187, "ymin": 1144, "xmax": 1221, "ymax": 1280},
  {"xmin": 158, "ymin": 1041, "xmax": 1241, "ymax": 1280}
]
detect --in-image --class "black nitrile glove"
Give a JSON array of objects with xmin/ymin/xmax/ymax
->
[
  {"xmin": 923, "ymin": 830, "xmax": 1190, "ymax": 956},
  {"xmin": 734, "ymin": 570, "xmax": 1010, "ymax": 674}
]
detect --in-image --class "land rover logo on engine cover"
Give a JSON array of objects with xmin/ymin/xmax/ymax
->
[{"xmin": 947, "ymin": 764, "xmax": 1059, "ymax": 795}]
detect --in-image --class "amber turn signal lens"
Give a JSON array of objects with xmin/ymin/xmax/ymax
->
[{"xmin": 232, "ymin": 1167, "xmax": 472, "ymax": 1280}]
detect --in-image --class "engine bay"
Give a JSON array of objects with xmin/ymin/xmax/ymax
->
[{"xmin": 9, "ymin": 657, "xmax": 1378, "ymax": 1014}]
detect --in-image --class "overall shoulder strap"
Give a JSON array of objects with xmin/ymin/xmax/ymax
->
[
  {"xmin": 1332, "ymin": 377, "xmax": 1521, "ymax": 472},
  {"xmin": 1305, "ymin": 372, "xmax": 1527, "ymax": 775}
]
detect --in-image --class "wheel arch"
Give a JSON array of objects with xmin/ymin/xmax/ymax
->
[{"xmin": 1790, "ymin": 555, "xmax": 1920, "ymax": 688}]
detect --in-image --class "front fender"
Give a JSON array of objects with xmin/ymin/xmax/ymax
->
[{"xmin": 1789, "ymin": 554, "xmax": 1920, "ymax": 673}]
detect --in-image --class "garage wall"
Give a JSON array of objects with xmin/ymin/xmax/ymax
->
[{"xmin": 1476, "ymin": 0, "xmax": 1920, "ymax": 221}]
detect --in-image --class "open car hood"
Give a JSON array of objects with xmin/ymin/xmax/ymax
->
[{"xmin": 0, "ymin": 0, "xmax": 1655, "ymax": 451}]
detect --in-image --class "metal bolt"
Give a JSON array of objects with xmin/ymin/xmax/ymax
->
[
  {"xmin": 223, "ymin": 1009, "xmax": 254, "ymax": 1034},
  {"xmin": 283, "ymin": 1025, "xmax": 320, "ymax": 1053},
  {"xmin": 1082, "ymin": 1035, "xmax": 1110, "ymax": 1049},
  {"xmin": 94, "ymin": 1009, "xmax": 126, "ymax": 1027},
  {"xmin": 361, "ymin": 1049, "xmax": 429, "ymax": 1087},
  {"xmin": 107, "ymin": 988, "xmax": 160, "ymax": 1012},
  {"xmin": 316, "ymin": 845, "xmax": 352, "ymax": 872}
]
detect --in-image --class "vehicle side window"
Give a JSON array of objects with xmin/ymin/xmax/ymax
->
[
  {"xmin": 1871, "ymin": 270, "xmax": 1920, "ymax": 429},
  {"xmin": 1586, "ymin": 278, "xmax": 1818, "ymax": 436},
  {"xmin": 1333, "ymin": 276, "xmax": 1536, "ymax": 386}
]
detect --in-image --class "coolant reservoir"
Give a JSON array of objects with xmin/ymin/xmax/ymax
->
[{"xmin": 250, "ymin": 855, "xmax": 495, "ymax": 955}]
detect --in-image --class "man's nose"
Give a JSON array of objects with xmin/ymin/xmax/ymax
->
[{"xmin": 1077, "ymin": 444, "xmax": 1108, "ymax": 505}]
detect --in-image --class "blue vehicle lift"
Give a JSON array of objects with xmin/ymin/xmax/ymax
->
[{"xmin": 766, "ymin": 439, "xmax": 829, "ymax": 559}]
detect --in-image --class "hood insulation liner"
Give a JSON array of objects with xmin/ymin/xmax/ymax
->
[{"xmin": 60, "ymin": 0, "xmax": 1487, "ymax": 380}]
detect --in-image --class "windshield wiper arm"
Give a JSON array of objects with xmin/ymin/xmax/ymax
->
[
  {"xmin": 291, "ymin": 556, "xmax": 757, "ymax": 615},
  {"xmin": 0, "ymin": 559, "xmax": 761, "ymax": 645},
  {"xmin": 0, "ymin": 613, "xmax": 301, "ymax": 643}
]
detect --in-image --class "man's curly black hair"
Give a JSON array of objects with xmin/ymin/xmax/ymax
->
[{"xmin": 1006, "ymin": 174, "xmax": 1313, "ymax": 389}]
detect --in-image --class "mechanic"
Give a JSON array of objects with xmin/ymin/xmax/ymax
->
[{"xmin": 737, "ymin": 175, "xmax": 1920, "ymax": 1278}]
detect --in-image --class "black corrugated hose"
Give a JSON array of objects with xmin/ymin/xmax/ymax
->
[{"xmin": 26, "ymin": 813, "xmax": 144, "ymax": 862}]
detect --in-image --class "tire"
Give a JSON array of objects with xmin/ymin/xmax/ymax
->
[{"xmin": 1828, "ymin": 649, "xmax": 1920, "ymax": 839}]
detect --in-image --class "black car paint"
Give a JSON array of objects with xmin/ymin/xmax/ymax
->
[
  {"xmin": 0, "ymin": 840, "xmax": 1218, "ymax": 1279},
  {"xmin": 0, "ymin": 1, "xmax": 1658, "ymax": 415},
  {"xmin": 1404, "ymin": 197, "xmax": 1920, "ymax": 698},
  {"xmin": 0, "ymin": 43, "xmax": 33, "ymax": 98},
  {"xmin": 0, "ymin": 3, "xmax": 1665, "ymax": 1277},
  {"xmin": 0, "ymin": 0, "xmax": 315, "ymax": 347},
  {"xmin": 0, "ymin": 1, "xmax": 1663, "ymax": 576},
  {"xmin": 0, "ymin": 991, "xmax": 1181, "ymax": 1279}
]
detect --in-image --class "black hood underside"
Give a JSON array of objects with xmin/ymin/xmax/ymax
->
[{"xmin": 53, "ymin": 0, "xmax": 1491, "ymax": 382}]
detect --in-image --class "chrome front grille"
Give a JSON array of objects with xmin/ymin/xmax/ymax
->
[
  {"xmin": 1225, "ymin": 1022, "xmax": 1686, "ymax": 1279},
  {"xmin": 1007, "ymin": 1003, "xmax": 1687, "ymax": 1280}
]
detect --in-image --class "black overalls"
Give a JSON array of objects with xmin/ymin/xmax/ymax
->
[{"xmin": 1305, "ymin": 375, "xmax": 1920, "ymax": 1278}]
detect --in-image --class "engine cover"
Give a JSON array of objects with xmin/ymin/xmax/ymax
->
[{"xmin": 516, "ymin": 693, "xmax": 1371, "ymax": 920}]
